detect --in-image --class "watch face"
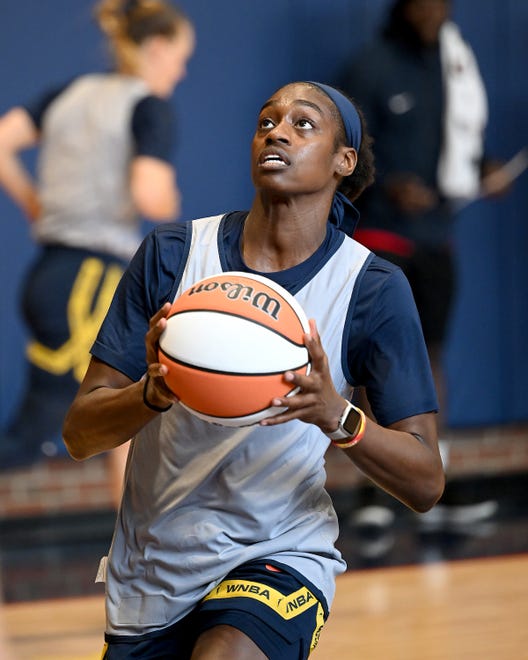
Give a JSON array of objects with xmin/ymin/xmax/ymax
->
[{"xmin": 343, "ymin": 408, "xmax": 361, "ymax": 436}]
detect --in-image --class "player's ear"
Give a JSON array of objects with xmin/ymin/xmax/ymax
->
[{"xmin": 336, "ymin": 147, "xmax": 357, "ymax": 178}]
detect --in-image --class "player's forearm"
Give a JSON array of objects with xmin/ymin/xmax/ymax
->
[
  {"xmin": 0, "ymin": 107, "xmax": 40, "ymax": 220},
  {"xmin": 339, "ymin": 416, "xmax": 445, "ymax": 512},
  {"xmin": 131, "ymin": 157, "xmax": 181, "ymax": 220},
  {"xmin": 0, "ymin": 153, "xmax": 40, "ymax": 220},
  {"xmin": 62, "ymin": 380, "xmax": 160, "ymax": 460}
]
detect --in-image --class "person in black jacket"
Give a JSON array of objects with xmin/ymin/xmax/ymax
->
[{"xmin": 340, "ymin": 0, "xmax": 510, "ymax": 536}]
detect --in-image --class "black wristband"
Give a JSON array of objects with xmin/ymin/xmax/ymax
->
[{"xmin": 142, "ymin": 375, "xmax": 172, "ymax": 413}]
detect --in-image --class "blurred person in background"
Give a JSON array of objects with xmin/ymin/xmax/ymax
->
[
  {"xmin": 340, "ymin": 0, "xmax": 512, "ymax": 535},
  {"xmin": 0, "ymin": 0, "xmax": 194, "ymax": 505}
]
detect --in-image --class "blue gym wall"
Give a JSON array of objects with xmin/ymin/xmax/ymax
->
[{"xmin": 1, "ymin": 0, "xmax": 527, "ymax": 429}]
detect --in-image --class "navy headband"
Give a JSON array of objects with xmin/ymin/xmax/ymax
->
[
  {"xmin": 308, "ymin": 81, "xmax": 362, "ymax": 150},
  {"xmin": 307, "ymin": 81, "xmax": 362, "ymax": 235}
]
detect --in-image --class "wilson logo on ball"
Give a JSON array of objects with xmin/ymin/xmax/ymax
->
[
  {"xmin": 158, "ymin": 271, "xmax": 311, "ymax": 427},
  {"xmin": 187, "ymin": 278, "xmax": 282, "ymax": 321}
]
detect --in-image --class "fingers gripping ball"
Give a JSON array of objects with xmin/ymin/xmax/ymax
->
[{"xmin": 158, "ymin": 271, "xmax": 311, "ymax": 426}]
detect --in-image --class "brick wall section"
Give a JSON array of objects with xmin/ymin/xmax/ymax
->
[
  {"xmin": 0, "ymin": 425, "xmax": 527, "ymax": 518},
  {"xmin": 0, "ymin": 455, "xmax": 112, "ymax": 519},
  {"xmin": 325, "ymin": 424, "xmax": 528, "ymax": 489}
]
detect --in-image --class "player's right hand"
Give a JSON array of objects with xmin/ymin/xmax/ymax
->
[{"xmin": 144, "ymin": 303, "xmax": 178, "ymax": 408}]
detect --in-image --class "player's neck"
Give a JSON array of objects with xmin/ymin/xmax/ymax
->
[{"xmin": 243, "ymin": 203, "xmax": 326, "ymax": 272}]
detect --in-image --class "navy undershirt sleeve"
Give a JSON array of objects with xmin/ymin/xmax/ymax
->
[
  {"xmin": 22, "ymin": 81, "xmax": 70, "ymax": 129},
  {"xmin": 347, "ymin": 256, "xmax": 438, "ymax": 426},
  {"xmin": 131, "ymin": 95, "xmax": 175, "ymax": 163},
  {"xmin": 91, "ymin": 222, "xmax": 190, "ymax": 382}
]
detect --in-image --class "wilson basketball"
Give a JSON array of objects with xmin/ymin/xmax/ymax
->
[{"xmin": 158, "ymin": 271, "xmax": 311, "ymax": 426}]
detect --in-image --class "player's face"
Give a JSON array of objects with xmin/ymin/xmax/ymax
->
[{"xmin": 251, "ymin": 83, "xmax": 344, "ymax": 198}]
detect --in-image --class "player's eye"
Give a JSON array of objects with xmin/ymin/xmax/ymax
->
[
  {"xmin": 296, "ymin": 117, "xmax": 315, "ymax": 130},
  {"xmin": 259, "ymin": 117, "xmax": 275, "ymax": 129}
]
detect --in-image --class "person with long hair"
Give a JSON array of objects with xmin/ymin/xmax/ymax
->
[{"xmin": 0, "ymin": 0, "xmax": 194, "ymax": 500}]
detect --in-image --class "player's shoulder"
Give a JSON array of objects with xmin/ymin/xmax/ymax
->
[
  {"xmin": 22, "ymin": 76, "xmax": 79, "ymax": 127},
  {"xmin": 151, "ymin": 219, "xmax": 191, "ymax": 243},
  {"xmin": 149, "ymin": 215, "xmax": 226, "ymax": 248},
  {"xmin": 360, "ymin": 253, "xmax": 412, "ymax": 303},
  {"xmin": 365, "ymin": 253, "xmax": 402, "ymax": 275},
  {"xmin": 133, "ymin": 93, "xmax": 173, "ymax": 120}
]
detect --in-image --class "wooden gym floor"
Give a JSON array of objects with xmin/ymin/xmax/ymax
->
[
  {"xmin": 3, "ymin": 473, "xmax": 528, "ymax": 659},
  {"xmin": 4, "ymin": 555, "xmax": 528, "ymax": 659}
]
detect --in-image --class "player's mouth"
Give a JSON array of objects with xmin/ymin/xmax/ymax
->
[{"xmin": 258, "ymin": 148, "xmax": 290, "ymax": 169}]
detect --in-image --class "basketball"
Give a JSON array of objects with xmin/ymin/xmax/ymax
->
[{"xmin": 158, "ymin": 271, "xmax": 311, "ymax": 426}]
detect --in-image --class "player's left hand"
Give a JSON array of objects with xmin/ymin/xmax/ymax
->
[{"xmin": 259, "ymin": 318, "xmax": 348, "ymax": 432}]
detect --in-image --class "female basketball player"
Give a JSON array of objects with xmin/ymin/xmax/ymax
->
[
  {"xmin": 63, "ymin": 81, "xmax": 445, "ymax": 659},
  {"xmin": 0, "ymin": 0, "xmax": 194, "ymax": 502}
]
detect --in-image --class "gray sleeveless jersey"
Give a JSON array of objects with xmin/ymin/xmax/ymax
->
[
  {"xmin": 103, "ymin": 215, "xmax": 371, "ymax": 635},
  {"xmin": 33, "ymin": 74, "xmax": 150, "ymax": 261}
]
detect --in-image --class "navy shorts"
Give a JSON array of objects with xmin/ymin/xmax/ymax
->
[
  {"xmin": 102, "ymin": 561, "xmax": 328, "ymax": 660},
  {"xmin": 5, "ymin": 244, "xmax": 125, "ymax": 459}
]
